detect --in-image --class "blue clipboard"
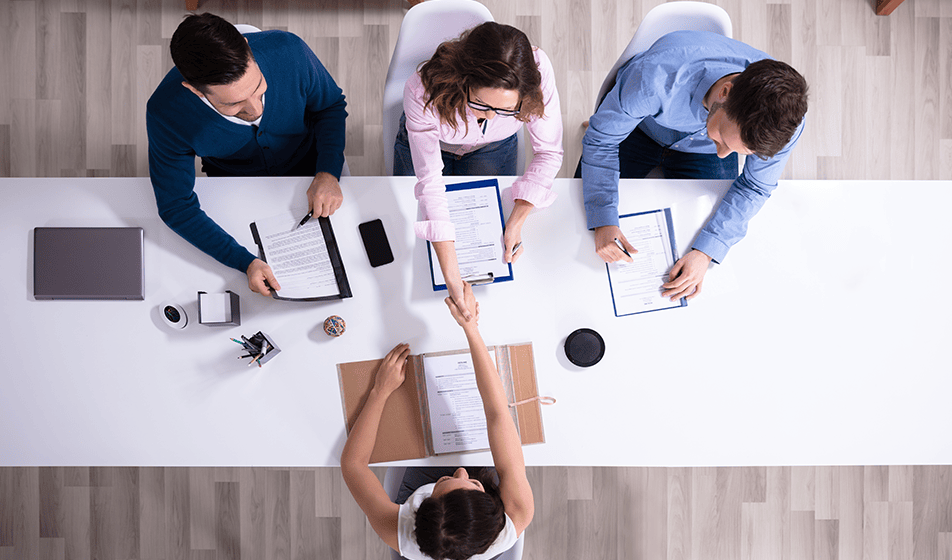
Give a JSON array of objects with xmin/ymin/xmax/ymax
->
[
  {"xmin": 606, "ymin": 207, "xmax": 687, "ymax": 316},
  {"xmin": 426, "ymin": 179, "xmax": 514, "ymax": 291}
]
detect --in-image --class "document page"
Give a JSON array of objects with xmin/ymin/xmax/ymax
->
[
  {"xmin": 607, "ymin": 208, "xmax": 683, "ymax": 316},
  {"xmin": 429, "ymin": 183, "xmax": 511, "ymax": 286},
  {"xmin": 253, "ymin": 212, "xmax": 339, "ymax": 300},
  {"xmin": 422, "ymin": 351, "xmax": 497, "ymax": 455}
]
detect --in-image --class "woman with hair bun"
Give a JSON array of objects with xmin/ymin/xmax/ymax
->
[
  {"xmin": 340, "ymin": 283, "xmax": 534, "ymax": 560},
  {"xmin": 394, "ymin": 22, "xmax": 563, "ymax": 320}
]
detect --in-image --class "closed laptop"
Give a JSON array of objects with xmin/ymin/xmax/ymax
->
[{"xmin": 33, "ymin": 227, "xmax": 144, "ymax": 300}]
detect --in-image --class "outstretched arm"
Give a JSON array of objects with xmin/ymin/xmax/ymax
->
[
  {"xmin": 444, "ymin": 284, "xmax": 534, "ymax": 535},
  {"xmin": 339, "ymin": 344, "xmax": 410, "ymax": 552}
]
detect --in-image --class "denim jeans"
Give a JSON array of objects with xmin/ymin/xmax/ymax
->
[
  {"xmin": 575, "ymin": 124, "xmax": 739, "ymax": 180},
  {"xmin": 393, "ymin": 112, "xmax": 518, "ymax": 176}
]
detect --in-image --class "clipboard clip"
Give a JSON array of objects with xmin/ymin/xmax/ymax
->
[{"xmin": 462, "ymin": 272, "xmax": 494, "ymax": 286}]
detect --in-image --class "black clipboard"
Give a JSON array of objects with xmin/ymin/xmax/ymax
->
[{"xmin": 250, "ymin": 215, "xmax": 352, "ymax": 301}]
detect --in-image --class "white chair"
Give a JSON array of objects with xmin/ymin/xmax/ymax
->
[
  {"xmin": 381, "ymin": 0, "xmax": 527, "ymax": 175},
  {"xmin": 383, "ymin": 467, "xmax": 525, "ymax": 560},
  {"xmin": 593, "ymin": 1, "xmax": 733, "ymax": 112},
  {"xmin": 236, "ymin": 23, "xmax": 351, "ymax": 176}
]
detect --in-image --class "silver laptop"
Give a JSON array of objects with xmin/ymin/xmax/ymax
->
[{"xmin": 33, "ymin": 227, "xmax": 144, "ymax": 300}]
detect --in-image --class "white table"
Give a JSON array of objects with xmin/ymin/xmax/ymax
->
[{"xmin": 1, "ymin": 177, "xmax": 949, "ymax": 466}]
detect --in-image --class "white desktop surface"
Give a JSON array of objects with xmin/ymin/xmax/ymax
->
[{"xmin": 1, "ymin": 177, "xmax": 949, "ymax": 467}]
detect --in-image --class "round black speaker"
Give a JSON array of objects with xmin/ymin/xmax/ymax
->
[{"xmin": 564, "ymin": 328, "xmax": 605, "ymax": 367}]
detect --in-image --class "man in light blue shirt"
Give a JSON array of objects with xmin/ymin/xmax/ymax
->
[{"xmin": 581, "ymin": 30, "xmax": 808, "ymax": 301}]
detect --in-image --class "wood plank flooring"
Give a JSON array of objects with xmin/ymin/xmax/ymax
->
[
  {"xmin": 1, "ymin": 0, "xmax": 951, "ymax": 178},
  {"xmin": 1, "ymin": 466, "xmax": 950, "ymax": 560}
]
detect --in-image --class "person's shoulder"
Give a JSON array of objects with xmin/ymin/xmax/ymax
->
[
  {"xmin": 652, "ymin": 30, "xmax": 770, "ymax": 60},
  {"xmin": 146, "ymin": 65, "xmax": 190, "ymax": 119}
]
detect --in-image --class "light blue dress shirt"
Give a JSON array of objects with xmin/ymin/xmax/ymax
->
[{"xmin": 581, "ymin": 30, "xmax": 805, "ymax": 263}]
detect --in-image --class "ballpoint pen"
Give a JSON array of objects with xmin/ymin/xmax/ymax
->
[
  {"xmin": 511, "ymin": 241, "xmax": 522, "ymax": 257},
  {"xmin": 295, "ymin": 210, "xmax": 313, "ymax": 229},
  {"xmin": 613, "ymin": 237, "xmax": 632, "ymax": 258}
]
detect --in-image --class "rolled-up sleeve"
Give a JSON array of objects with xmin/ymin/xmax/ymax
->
[
  {"xmin": 403, "ymin": 75, "xmax": 456, "ymax": 242},
  {"xmin": 511, "ymin": 49, "xmax": 563, "ymax": 209},
  {"xmin": 693, "ymin": 119, "xmax": 805, "ymax": 263}
]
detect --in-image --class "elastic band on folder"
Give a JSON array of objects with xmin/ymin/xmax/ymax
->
[{"xmin": 509, "ymin": 396, "xmax": 556, "ymax": 407}]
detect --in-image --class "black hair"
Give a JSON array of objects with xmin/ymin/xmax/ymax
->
[
  {"xmin": 414, "ymin": 468, "xmax": 507, "ymax": 560},
  {"xmin": 170, "ymin": 13, "xmax": 253, "ymax": 92}
]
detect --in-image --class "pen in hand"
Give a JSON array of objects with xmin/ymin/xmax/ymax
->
[
  {"xmin": 295, "ymin": 210, "xmax": 313, "ymax": 230},
  {"xmin": 511, "ymin": 241, "xmax": 522, "ymax": 257},
  {"xmin": 613, "ymin": 237, "xmax": 632, "ymax": 259}
]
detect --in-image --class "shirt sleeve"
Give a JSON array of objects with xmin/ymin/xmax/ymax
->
[
  {"xmin": 146, "ymin": 106, "xmax": 257, "ymax": 273},
  {"xmin": 581, "ymin": 60, "xmax": 660, "ymax": 230},
  {"xmin": 511, "ymin": 49, "xmax": 563, "ymax": 209},
  {"xmin": 298, "ymin": 36, "xmax": 348, "ymax": 180},
  {"xmin": 403, "ymin": 74, "xmax": 456, "ymax": 242},
  {"xmin": 692, "ymin": 119, "xmax": 806, "ymax": 263}
]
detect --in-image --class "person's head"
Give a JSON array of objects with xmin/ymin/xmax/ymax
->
[
  {"xmin": 706, "ymin": 59, "xmax": 809, "ymax": 159},
  {"xmin": 170, "ymin": 13, "xmax": 267, "ymax": 122},
  {"xmin": 414, "ymin": 468, "xmax": 506, "ymax": 560},
  {"xmin": 419, "ymin": 22, "xmax": 544, "ymax": 133}
]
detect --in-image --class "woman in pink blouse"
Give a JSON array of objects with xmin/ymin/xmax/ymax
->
[{"xmin": 395, "ymin": 22, "xmax": 563, "ymax": 316}]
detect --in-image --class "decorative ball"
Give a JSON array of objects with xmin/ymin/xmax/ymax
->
[{"xmin": 323, "ymin": 315, "xmax": 346, "ymax": 337}]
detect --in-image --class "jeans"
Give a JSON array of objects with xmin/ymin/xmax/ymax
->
[
  {"xmin": 393, "ymin": 113, "xmax": 518, "ymax": 176},
  {"xmin": 575, "ymin": 124, "xmax": 739, "ymax": 180},
  {"xmin": 395, "ymin": 466, "xmax": 503, "ymax": 560}
]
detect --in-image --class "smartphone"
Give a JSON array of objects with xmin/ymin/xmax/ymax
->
[{"xmin": 358, "ymin": 219, "xmax": 394, "ymax": 267}]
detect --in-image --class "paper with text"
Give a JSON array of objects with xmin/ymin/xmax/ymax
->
[
  {"xmin": 254, "ymin": 212, "xmax": 339, "ymax": 300},
  {"xmin": 429, "ymin": 184, "xmax": 510, "ymax": 286},
  {"xmin": 423, "ymin": 351, "xmax": 497, "ymax": 455},
  {"xmin": 607, "ymin": 208, "xmax": 683, "ymax": 316}
]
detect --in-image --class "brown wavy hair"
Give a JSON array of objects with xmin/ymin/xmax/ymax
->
[{"xmin": 419, "ymin": 22, "xmax": 544, "ymax": 134}]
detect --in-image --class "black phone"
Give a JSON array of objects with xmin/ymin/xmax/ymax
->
[{"xmin": 358, "ymin": 219, "xmax": 394, "ymax": 267}]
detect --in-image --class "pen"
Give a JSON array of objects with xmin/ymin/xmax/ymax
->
[
  {"xmin": 613, "ymin": 238, "xmax": 632, "ymax": 258},
  {"xmin": 511, "ymin": 241, "xmax": 522, "ymax": 257},
  {"xmin": 295, "ymin": 210, "xmax": 313, "ymax": 229},
  {"xmin": 248, "ymin": 353, "xmax": 264, "ymax": 366}
]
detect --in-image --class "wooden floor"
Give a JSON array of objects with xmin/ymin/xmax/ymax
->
[
  {"xmin": 1, "ymin": 466, "xmax": 951, "ymax": 560},
  {"xmin": 3, "ymin": 1, "xmax": 952, "ymax": 559},
  {"xmin": 1, "ymin": 0, "xmax": 952, "ymax": 179}
]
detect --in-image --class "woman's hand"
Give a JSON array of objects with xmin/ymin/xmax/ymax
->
[
  {"xmin": 504, "ymin": 200, "xmax": 533, "ymax": 264},
  {"xmin": 372, "ymin": 343, "xmax": 411, "ymax": 397},
  {"xmin": 445, "ymin": 282, "xmax": 479, "ymax": 331}
]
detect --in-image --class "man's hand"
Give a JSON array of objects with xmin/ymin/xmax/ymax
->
[
  {"xmin": 594, "ymin": 225, "xmax": 636, "ymax": 263},
  {"xmin": 306, "ymin": 172, "xmax": 343, "ymax": 217},
  {"xmin": 445, "ymin": 282, "xmax": 480, "ymax": 332},
  {"xmin": 662, "ymin": 249, "xmax": 712, "ymax": 301},
  {"xmin": 372, "ymin": 343, "xmax": 411, "ymax": 397},
  {"xmin": 246, "ymin": 258, "xmax": 281, "ymax": 296},
  {"xmin": 504, "ymin": 200, "xmax": 533, "ymax": 264}
]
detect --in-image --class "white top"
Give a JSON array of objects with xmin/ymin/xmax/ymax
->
[
  {"xmin": 200, "ymin": 92, "xmax": 265, "ymax": 127},
  {"xmin": 397, "ymin": 483, "xmax": 518, "ymax": 560}
]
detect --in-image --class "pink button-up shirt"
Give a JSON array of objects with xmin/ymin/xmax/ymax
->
[{"xmin": 404, "ymin": 47, "xmax": 564, "ymax": 241}]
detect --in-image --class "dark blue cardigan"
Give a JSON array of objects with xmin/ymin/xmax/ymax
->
[{"xmin": 147, "ymin": 30, "xmax": 347, "ymax": 272}]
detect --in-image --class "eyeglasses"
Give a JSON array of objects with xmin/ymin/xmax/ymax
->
[{"xmin": 467, "ymin": 94, "xmax": 521, "ymax": 117}]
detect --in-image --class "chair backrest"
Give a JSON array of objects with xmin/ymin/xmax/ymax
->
[
  {"xmin": 593, "ymin": 1, "xmax": 732, "ymax": 111},
  {"xmin": 382, "ymin": 467, "xmax": 525, "ymax": 560},
  {"xmin": 382, "ymin": 0, "xmax": 494, "ymax": 175}
]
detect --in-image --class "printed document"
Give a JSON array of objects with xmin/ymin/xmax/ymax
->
[
  {"xmin": 429, "ymin": 184, "xmax": 510, "ymax": 285},
  {"xmin": 423, "ymin": 351, "xmax": 498, "ymax": 455},
  {"xmin": 607, "ymin": 208, "xmax": 684, "ymax": 316},
  {"xmin": 253, "ymin": 212, "xmax": 339, "ymax": 300}
]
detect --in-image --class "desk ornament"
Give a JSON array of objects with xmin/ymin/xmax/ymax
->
[{"xmin": 323, "ymin": 315, "xmax": 346, "ymax": 337}]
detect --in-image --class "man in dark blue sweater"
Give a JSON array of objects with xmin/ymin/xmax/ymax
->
[{"xmin": 147, "ymin": 13, "xmax": 347, "ymax": 295}]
